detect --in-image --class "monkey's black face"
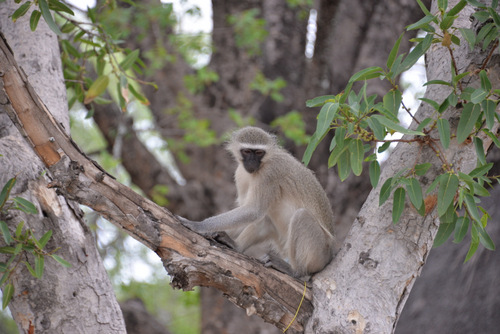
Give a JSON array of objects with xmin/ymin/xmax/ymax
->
[{"xmin": 240, "ymin": 148, "xmax": 265, "ymax": 173}]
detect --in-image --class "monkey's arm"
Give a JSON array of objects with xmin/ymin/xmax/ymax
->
[{"xmin": 178, "ymin": 205, "xmax": 265, "ymax": 234}]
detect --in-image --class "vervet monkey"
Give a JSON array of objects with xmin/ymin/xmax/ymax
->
[{"xmin": 178, "ymin": 127, "xmax": 335, "ymax": 277}]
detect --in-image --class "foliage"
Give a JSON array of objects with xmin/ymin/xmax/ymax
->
[
  {"xmin": 8, "ymin": 0, "xmax": 160, "ymax": 111},
  {"xmin": 227, "ymin": 8, "xmax": 268, "ymax": 56},
  {"xmin": 117, "ymin": 280, "xmax": 200, "ymax": 334},
  {"xmin": 0, "ymin": 177, "xmax": 71, "ymax": 309},
  {"xmin": 304, "ymin": 0, "xmax": 500, "ymax": 260},
  {"xmin": 271, "ymin": 111, "xmax": 310, "ymax": 145},
  {"xmin": 184, "ymin": 67, "xmax": 219, "ymax": 94},
  {"xmin": 250, "ymin": 71, "xmax": 287, "ymax": 102}
]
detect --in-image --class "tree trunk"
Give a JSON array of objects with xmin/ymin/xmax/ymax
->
[{"xmin": 0, "ymin": 1, "xmax": 126, "ymax": 333}]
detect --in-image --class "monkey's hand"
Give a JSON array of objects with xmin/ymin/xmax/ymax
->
[
  {"xmin": 176, "ymin": 215, "xmax": 236, "ymax": 249},
  {"xmin": 176, "ymin": 215, "xmax": 204, "ymax": 233},
  {"xmin": 260, "ymin": 252, "xmax": 295, "ymax": 277}
]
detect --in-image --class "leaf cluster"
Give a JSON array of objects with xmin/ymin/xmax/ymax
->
[
  {"xmin": 227, "ymin": 8, "xmax": 268, "ymax": 56},
  {"xmin": 0, "ymin": 177, "xmax": 71, "ymax": 309},
  {"xmin": 9, "ymin": 0, "xmax": 158, "ymax": 113},
  {"xmin": 303, "ymin": 0, "xmax": 500, "ymax": 261}
]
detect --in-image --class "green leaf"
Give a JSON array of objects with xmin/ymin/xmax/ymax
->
[
  {"xmin": 84, "ymin": 75, "xmax": 109, "ymax": 104},
  {"xmin": 387, "ymin": 33, "xmax": 404, "ymax": 69},
  {"xmin": 407, "ymin": 14, "xmax": 436, "ymax": 31},
  {"xmin": 466, "ymin": 0, "xmax": 487, "ymax": 9},
  {"xmin": 328, "ymin": 139, "xmax": 350, "ymax": 168},
  {"xmin": 306, "ymin": 95, "xmax": 336, "ymax": 108},
  {"xmin": 51, "ymin": 254, "xmax": 72, "ymax": 268},
  {"xmin": 2, "ymin": 283, "xmax": 14, "ymax": 309},
  {"xmin": 456, "ymin": 103, "xmax": 481, "ymax": 143},
  {"xmin": 419, "ymin": 97, "xmax": 440, "ymax": 111},
  {"xmin": 0, "ymin": 221, "xmax": 12, "ymax": 245},
  {"xmin": 39, "ymin": 0, "xmax": 62, "ymax": 35},
  {"xmin": 448, "ymin": 0, "xmax": 467, "ymax": 15},
  {"xmin": 0, "ymin": 247, "xmax": 16, "ymax": 254},
  {"xmin": 29, "ymin": 10, "xmax": 42, "ymax": 31},
  {"xmin": 369, "ymin": 161, "xmax": 381, "ymax": 188},
  {"xmin": 470, "ymin": 88, "xmax": 488, "ymax": 104},
  {"xmin": 437, "ymin": 118, "xmax": 451, "ymax": 149},
  {"xmin": 47, "ymin": 0, "xmax": 75, "ymax": 15},
  {"xmin": 473, "ymin": 181, "xmax": 490, "ymax": 197},
  {"xmin": 479, "ymin": 70, "xmax": 492, "ymax": 91},
  {"xmin": 464, "ymin": 233, "xmax": 479, "ymax": 262},
  {"xmin": 440, "ymin": 202, "xmax": 458, "ymax": 224},
  {"xmin": 0, "ymin": 177, "xmax": 16, "ymax": 210},
  {"xmin": 349, "ymin": 139, "xmax": 364, "ymax": 176},
  {"xmin": 464, "ymin": 194, "xmax": 481, "ymax": 223},
  {"xmin": 348, "ymin": 66, "xmax": 384, "ymax": 83},
  {"xmin": 416, "ymin": 0, "xmax": 433, "ymax": 15},
  {"xmin": 337, "ymin": 148, "xmax": 351, "ymax": 181},
  {"xmin": 460, "ymin": 27, "xmax": 476, "ymax": 50},
  {"xmin": 482, "ymin": 99, "xmax": 496, "ymax": 130},
  {"xmin": 468, "ymin": 162, "xmax": 493, "ymax": 178},
  {"xmin": 415, "ymin": 163, "xmax": 432, "ymax": 176},
  {"xmin": 128, "ymin": 84, "xmax": 149, "ymax": 105},
  {"xmin": 303, "ymin": 132, "xmax": 321, "ymax": 166},
  {"xmin": 367, "ymin": 116, "xmax": 386, "ymax": 140},
  {"xmin": 35, "ymin": 254, "xmax": 44, "ymax": 278},
  {"xmin": 392, "ymin": 187, "xmax": 406, "ymax": 224},
  {"xmin": 13, "ymin": 243, "xmax": 22, "ymax": 256},
  {"xmin": 437, "ymin": 173, "xmax": 459, "ymax": 217},
  {"xmin": 120, "ymin": 49, "xmax": 140, "ymax": 71},
  {"xmin": 37, "ymin": 230, "xmax": 52, "ymax": 249},
  {"xmin": 483, "ymin": 128, "xmax": 500, "ymax": 148},
  {"xmin": 380, "ymin": 177, "xmax": 394, "ymax": 206},
  {"xmin": 474, "ymin": 221, "xmax": 495, "ymax": 250},
  {"xmin": 488, "ymin": 7, "xmax": 500, "ymax": 26},
  {"xmin": 473, "ymin": 137, "xmax": 486, "ymax": 165},
  {"xmin": 434, "ymin": 222, "xmax": 455, "ymax": 247},
  {"xmin": 12, "ymin": 1, "xmax": 32, "ymax": 22},
  {"xmin": 334, "ymin": 127, "xmax": 347, "ymax": 149},
  {"xmin": 416, "ymin": 117, "xmax": 433, "ymax": 132},
  {"xmin": 15, "ymin": 221, "xmax": 24, "ymax": 238},
  {"xmin": 423, "ymin": 80, "xmax": 452, "ymax": 87},
  {"xmin": 454, "ymin": 216, "xmax": 469, "ymax": 243},
  {"xmin": 24, "ymin": 261, "xmax": 37, "ymax": 278},
  {"xmin": 383, "ymin": 90, "xmax": 402, "ymax": 117},
  {"xmin": 398, "ymin": 33, "xmax": 432, "ymax": 75},
  {"xmin": 438, "ymin": 0, "xmax": 448, "ymax": 11},
  {"xmin": 371, "ymin": 115, "xmax": 425, "ymax": 136},
  {"xmin": 378, "ymin": 141, "xmax": 391, "ymax": 154},
  {"xmin": 316, "ymin": 102, "xmax": 339, "ymax": 136},
  {"xmin": 406, "ymin": 178, "xmax": 423, "ymax": 209},
  {"xmin": 12, "ymin": 197, "xmax": 38, "ymax": 214}
]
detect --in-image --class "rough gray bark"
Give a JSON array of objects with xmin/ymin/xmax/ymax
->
[
  {"xmin": 307, "ymin": 1, "xmax": 500, "ymax": 333},
  {"xmin": 0, "ymin": 1, "xmax": 126, "ymax": 332}
]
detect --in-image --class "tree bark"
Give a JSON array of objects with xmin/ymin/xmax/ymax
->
[{"xmin": 0, "ymin": 1, "xmax": 126, "ymax": 333}]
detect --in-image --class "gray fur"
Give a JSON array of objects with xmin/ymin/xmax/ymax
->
[{"xmin": 179, "ymin": 127, "xmax": 335, "ymax": 277}]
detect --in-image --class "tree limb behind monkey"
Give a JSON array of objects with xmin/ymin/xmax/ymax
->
[{"xmin": 178, "ymin": 127, "xmax": 335, "ymax": 278}]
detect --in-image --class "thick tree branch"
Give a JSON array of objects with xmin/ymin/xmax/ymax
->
[{"xmin": 0, "ymin": 33, "xmax": 311, "ymax": 333}]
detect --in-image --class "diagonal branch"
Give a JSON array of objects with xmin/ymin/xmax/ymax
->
[{"xmin": 0, "ymin": 32, "xmax": 312, "ymax": 333}]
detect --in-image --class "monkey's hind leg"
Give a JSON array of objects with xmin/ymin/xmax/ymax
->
[{"xmin": 287, "ymin": 208, "xmax": 334, "ymax": 277}]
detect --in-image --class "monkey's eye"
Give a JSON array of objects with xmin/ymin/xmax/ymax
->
[
  {"xmin": 254, "ymin": 150, "xmax": 265, "ymax": 156},
  {"xmin": 241, "ymin": 149, "xmax": 252, "ymax": 155}
]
